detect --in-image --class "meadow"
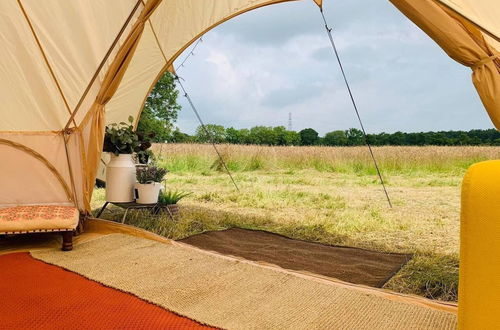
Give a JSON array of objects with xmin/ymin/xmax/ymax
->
[{"xmin": 92, "ymin": 144, "xmax": 500, "ymax": 302}]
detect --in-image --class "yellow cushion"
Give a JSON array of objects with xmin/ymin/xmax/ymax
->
[
  {"xmin": 0, "ymin": 205, "xmax": 79, "ymax": 234},
  {"xmin": 459, "ymin": 160, "xmax": 500, "ymax": 329}
]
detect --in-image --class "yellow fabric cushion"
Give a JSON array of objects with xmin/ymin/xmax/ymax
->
[
  {"xmin": 459, "ymin": 160, "xmax": 500, "ymax": 329},
  {"xmin": 0, "ymin": 205, "xmax": 79, "ymax": 234}
]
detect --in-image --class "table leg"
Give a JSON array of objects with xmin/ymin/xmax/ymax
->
[
  {"xmin": 122, "ymin": 208, "xmax": 130, "ymax": 224},
  {"xmin": 96, "ymin": 202, "xmax": 109, "ymax": 218},
  {"xmin": 165, "ymin": 206, "xmax": 174, "ymax": 221}
]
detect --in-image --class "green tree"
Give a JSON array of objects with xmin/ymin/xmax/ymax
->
[
  {"xmin": 237, "ymin": 128, "xmax": 251, "ymax": 144},
  {"xmin": 225, "ymin": 127, "xmax": 251, "ymax": 144},
  {"xmin": 249, "ymin": 126, "xmax": 278, "ymax": 145},
  {"xmin": 406, "ymin": 132, "xmax": 426, "ymax": 146},
  {"xmin": 456, "ymin": 133, "xmax": 471, "ymax": 145},
  {"xmin": 137, "ymin": 72, "xmax": 181, "ymax": 142},
  {"xmin": 323, "ymin": 130, "xmax": 348, "ymax": 146},
  {"xmin": 299, "ymin": 128, "xmax": 319, "ymax": 145},
  {"xmin": 273, "ymin": 126, "xmax": 288, "ymax": 145},
  {"xmin": 170, "ymin": 128, "xmax": 192, "ymax": 143},
  {"xmin": 271, "ymin": 126, "xmax": 301, "ymax": 146},
  {"xmin": 225, "ymin": 127, "xmax": 241, "ymax": 144},
  {"xmin": 282, "ymin": 130, "xmax": 301, "ymax": 145},
  {"xmin": 389, "ymin": 131, "xmax": 407, "ymax": 145},
  {"xmin": 346, "ymin": 128, "xmax": 364, "ymax": 146},
  {"xmin": 149, "ymin": 123, "xmax": 500, "ymax": 146},
  {"xmin": 195, "ymin": 124, "xmax": 226, "ymax": 143}
]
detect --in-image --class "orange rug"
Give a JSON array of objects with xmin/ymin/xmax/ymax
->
[{"xmin": 0, "ymin": 252, "xmax": 213, "ymax": 329}]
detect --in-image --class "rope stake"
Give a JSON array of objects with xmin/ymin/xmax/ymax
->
[
  {"xmin": 174, "ymin": 75, "xmax": 240, "ymax": 192},
  {"xmin": 319, "ymin": 9, "xmax": 392, "ymax": 208}
]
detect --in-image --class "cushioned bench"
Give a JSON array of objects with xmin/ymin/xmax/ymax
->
[{"xmin": 0, "ymin": 205, "xmax": 79, "ymax": 251}]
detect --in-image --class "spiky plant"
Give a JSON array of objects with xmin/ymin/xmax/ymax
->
[{"xmin": 158, "ymin": 190, "xmax": 192, "ymax": 205}]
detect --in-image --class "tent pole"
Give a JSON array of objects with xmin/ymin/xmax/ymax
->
[
  {"xmin": 62, "ymin": 131, "xmax": 80, "ymax": 208},
  {"xmin": 318, "ymin": 8, "xmax": 392, "ymax": 208},
  {"xmin": 17, "ymin": 0, "xmax": 75, "ymax": 127},
  {"xmin": 64, "ymin": 0, "xmax": 142, "ymax": 131},
  {"xmin": 174, "ymin": 75, "xmax": 240, "ymax": 192}
]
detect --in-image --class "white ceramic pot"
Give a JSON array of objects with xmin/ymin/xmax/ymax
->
[
  {"xmin": 134, "ymin": 182, "xmax": 162, "ymax": 204},
  {"xmin": 105, "ymin": 154, "xmax": 136, "ymax": 202}
]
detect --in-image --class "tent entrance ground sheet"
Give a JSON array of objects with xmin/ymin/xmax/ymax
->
[{"xmin": 180, "ymin": 228, "xmax": 411, "ymax": 287}]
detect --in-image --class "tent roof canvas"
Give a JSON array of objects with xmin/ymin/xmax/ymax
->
[{"xmin": 0, "ymin": 0, "xmax": 498, "ymax": 214}]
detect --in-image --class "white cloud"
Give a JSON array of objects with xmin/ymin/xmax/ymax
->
[{"xmin": 174, "ymin": 0, "xmax": 491, "ymax": 135}]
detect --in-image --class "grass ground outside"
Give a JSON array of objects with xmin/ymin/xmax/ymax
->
[{"xmin": 92, "ymin": 144, "xmax": 500, "ymax": 302}]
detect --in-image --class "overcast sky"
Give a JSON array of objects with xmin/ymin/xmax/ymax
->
[{"xmin": 172, "ymin": 0, "xmax": 493, "ymax": 135}]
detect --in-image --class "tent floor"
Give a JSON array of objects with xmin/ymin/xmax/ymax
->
[{"xmin": 0, "ymin": 218, "xmax": 457, "ymax": 325}]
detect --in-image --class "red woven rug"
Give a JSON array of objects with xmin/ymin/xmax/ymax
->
[{"xmin": 0, "ymin": 252, "xmax": 212, "ymax": 329}]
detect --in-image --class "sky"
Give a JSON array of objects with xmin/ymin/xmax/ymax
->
[{"xmin": 172, "ymin": 0, "xmax": 494, "ymax": 135}]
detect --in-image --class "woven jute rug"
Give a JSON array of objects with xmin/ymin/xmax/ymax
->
[{"xmin": 31, "ymin": 234, "xmax": 457, "ymax": 330}]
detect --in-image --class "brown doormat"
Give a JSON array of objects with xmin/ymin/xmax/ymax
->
[{"xmin": 180, "ymin": 228, "xmax": 411, "ymax": 288}]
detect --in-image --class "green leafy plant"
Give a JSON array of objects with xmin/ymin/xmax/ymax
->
[
  {"xmin": 158, "ymin": 190, "xmax": 192, "ymax": 205},
  {"xmin": 136, "ymin": 131, "xmax": 156, "ymax": 164},
  {"xmin": 136, "ymin": 165, "xmax": 168, "ymax": 184},
  {"xmin": 136, "ymin": 149, "xmax": 155, "ymax": 165},
  {"xmin": 103, "ymin": 116, "xmax": 141, "ymax": 155}
]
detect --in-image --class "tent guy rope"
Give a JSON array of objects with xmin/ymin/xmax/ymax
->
[
  {"xmin": 172, "ymin": 35, "xmax": 240, "ymax": 192},
  {"xmin": 158, "ymin": 36, "xmax": 204, "ymax": 159},
  {"xmin": 174, "ymin": 74, "xmax": 240, "ymax": 192},
  {"xmin": 319, "ymin": 8, "xmax": 392, "ymax": 208},
  {"xmin": 176, "ymin": 37, "xmax": 204, "ymax": 71},
  {"xmin": 171, "ymin": 13, "xmax": 392, "ymax": 204}
]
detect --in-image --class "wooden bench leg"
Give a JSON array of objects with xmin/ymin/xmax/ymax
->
[{"xmin": 62, "ymin": 231, "xmax": 73, "ymax": 251}]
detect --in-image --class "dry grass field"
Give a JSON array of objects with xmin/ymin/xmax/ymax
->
[{"xmin": 92, "ymin": 144, "xmax": 500, "ymax": 302}]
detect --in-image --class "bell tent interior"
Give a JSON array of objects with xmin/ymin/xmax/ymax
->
[{"xmin": 0, "ymin": 0, "xmax": 499, "ymax": 328}]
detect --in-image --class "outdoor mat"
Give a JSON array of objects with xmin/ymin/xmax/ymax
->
[
  {"xmin": 31, "ymin": 234, "xmax": 456, "ymax": 330},
  {"xmin": 180, "ymin": 228, "xmax": 412, "ymax": 287},
  {"xmin": 0, "ymin": 252, "xmax": 211, "ymax": 329}
]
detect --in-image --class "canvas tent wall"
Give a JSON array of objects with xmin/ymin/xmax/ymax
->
[{"xmin": 0, "ymin": 0, "xmax": 498, "ymax": 215}]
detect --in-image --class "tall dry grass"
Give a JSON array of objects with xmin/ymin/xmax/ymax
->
[{"xmin": 154, "ymin": 143, "xmax": 500, "ymax": 175}]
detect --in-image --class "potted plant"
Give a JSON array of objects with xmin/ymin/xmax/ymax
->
[
  {"xmin": 136, "ymin": 131, "xmax": 156, "ymax": 164},
  {"xmin": 157, "ymin": 190, "xmax": 192, "ymax": 217},
  {"xmin": 103, "ymin": 116, "xmax": 140, "ymax": 203},
  {"xmin": 134, "ymin": 165, "xmax": 168, "ymax": 204}
]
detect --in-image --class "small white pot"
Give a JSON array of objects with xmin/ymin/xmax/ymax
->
[
  {"xmin": 105, "ymin": 154, "xmax": 136, "ymax": 203},
  {"xmin": 134, "ymin": 182, "xmax": 162, "ymax": 204}
]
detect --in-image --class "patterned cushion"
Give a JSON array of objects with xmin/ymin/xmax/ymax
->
[{"xmin": 0, "ymin": 205, "xmax": 79, "ymax": 234}]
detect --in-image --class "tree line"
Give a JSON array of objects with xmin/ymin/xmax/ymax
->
[
  {"xmin": 137, "ymin": 73, "xmax": 500, "ymax": 147},
  {"xmin": 166, "ymin": 125, "xmax": 500, "ymax": 146}
]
